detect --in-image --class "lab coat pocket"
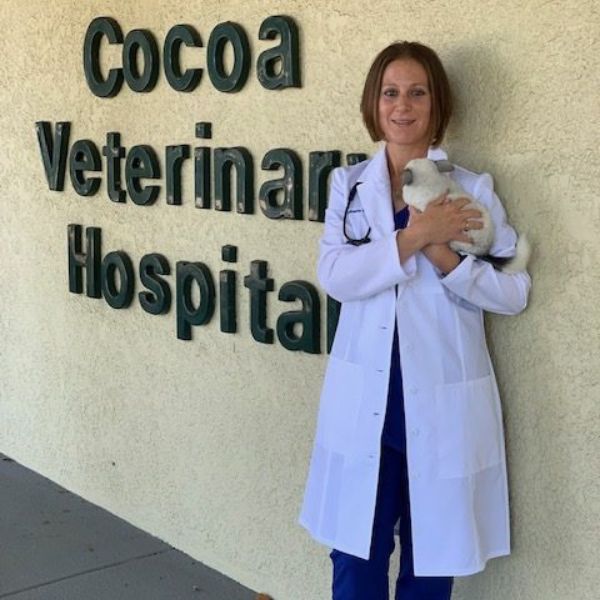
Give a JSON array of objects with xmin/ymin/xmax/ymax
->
[
  {"xmin": 315, "ymin": 356, "xmax": 364, "ymax": 455},
  {"xmin": 435, "ymin": 375, "xmax": 503, "ymax": 479}
]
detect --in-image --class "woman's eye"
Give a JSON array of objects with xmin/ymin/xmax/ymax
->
[
  {"xmin": 383, "ymin": 88, "xmax": 397, "ymax": 97},
  {"xmin": 411, "ymin": 89, "xmax": 427, "ymax": 97}
]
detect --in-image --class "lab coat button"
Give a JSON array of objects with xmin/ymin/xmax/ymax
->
[
  {"xmin": 411, "ymin": 428, "xmax": 420, "ymax": 437},
  {"xmin": 409, "ymin": 386, "xmax": 418, "ymax": 394},
  {"xmin": 405, "ymin": 343, "xmax": 413, "ymax": 352}
]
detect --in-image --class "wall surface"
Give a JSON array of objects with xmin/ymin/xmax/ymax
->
[{"xmin": 1, "ymin": 1, "xmax": 598, "ymax": 599}]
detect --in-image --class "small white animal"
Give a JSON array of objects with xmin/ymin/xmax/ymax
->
[{"xmin": 402, "ymin": 158, "xmax": 530, "ymax": 273}]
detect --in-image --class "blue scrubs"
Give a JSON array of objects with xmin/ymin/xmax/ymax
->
[
  {"xmin": 330, "ymin": 207, "xmax": 454, "ymax": 600},
  {"xmin": 381, "ymin": 206, "xmax": 410, "ymax": 453}
]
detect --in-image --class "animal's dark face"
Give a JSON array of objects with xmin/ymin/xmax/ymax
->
[{"xmin": 402, "ymin": 159, "xmax": 453, "ymax": 188}]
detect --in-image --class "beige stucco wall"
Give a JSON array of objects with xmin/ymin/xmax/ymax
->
[{"xmin": 1, "ymin": 1, "xmax": 598, "ymax": 598}]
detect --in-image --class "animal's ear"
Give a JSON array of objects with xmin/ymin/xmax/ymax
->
[
  {"xmin": 402, "ymin": 169, "xmax": 413, "ymax": 186},
  {"xmin": 435, "ymin": 160, "xmax": 454, "ymax": 173}
]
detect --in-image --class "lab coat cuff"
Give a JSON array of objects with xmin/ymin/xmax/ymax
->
[
  {"xmin": 440, "ymin": 253, "xmax": 475, "ymax": 287},
  {"xmin": 440, "ymin": 253, "xmax": 467, "ymax": 278}
]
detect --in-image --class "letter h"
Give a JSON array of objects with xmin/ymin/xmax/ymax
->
[{"xmin": 68, "ymin": 224, "xmax": 102, "ymax": 297}]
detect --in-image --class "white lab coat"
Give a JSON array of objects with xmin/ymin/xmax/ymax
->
[{"xmin": 299, "ymin": 145, "xmax": 531, "ymax": 576}]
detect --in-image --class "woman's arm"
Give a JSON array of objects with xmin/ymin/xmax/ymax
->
[
  {"xmin": 318, "ymin": 168, "xmax": 482, "ymax": 303},
  {"xmin": 317, "ymin": 168, "xmax": 416, "ymax": 302},
  {"xmin": 432, "ymin": 173, "xmax": 531, "ymax": 315}
]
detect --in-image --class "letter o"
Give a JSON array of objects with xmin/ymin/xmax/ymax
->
[
  {"xmin": 207, "ymin": 22, "xmax": 250, "ymax": 93},
  {"xmin": 102, "ymin": 251, "xmax": 134, "ymax": 309},
  {"xmin": 123, "ymin": 29, "xmax": 159, "ymax": 92}
]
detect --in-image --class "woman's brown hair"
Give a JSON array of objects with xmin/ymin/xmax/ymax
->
[{"xmin": 360, "ymin": 42, "xmax": 452, "ymax": 147}]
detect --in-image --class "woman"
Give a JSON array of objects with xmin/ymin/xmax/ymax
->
[{"xmin": 299, "ymin": 42, "xmax": 531, "ymax": 600}]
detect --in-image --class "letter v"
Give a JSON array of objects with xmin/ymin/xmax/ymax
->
[{"xmin": 35, "ymin": 121, "xmax": 71, "ymax": 190}]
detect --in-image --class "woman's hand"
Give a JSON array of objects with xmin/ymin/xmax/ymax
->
[
  {"xmin": 395, "ymin": 193, "xmax": 483, "ymax": 265},
  {"xmin": 408, "ymin": 193, "xmax": 483, "ymax": 245}
]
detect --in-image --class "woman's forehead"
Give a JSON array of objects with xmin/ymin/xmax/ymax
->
[{"xmin": 382, "ymin": 59, "xmax": 428, "ymax": 85}]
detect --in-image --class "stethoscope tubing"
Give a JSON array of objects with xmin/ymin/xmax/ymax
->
[{"xmin": 343, "ymin": 182, "xmax": 372, "ymax": 246}]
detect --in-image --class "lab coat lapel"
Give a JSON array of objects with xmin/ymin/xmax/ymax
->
[{"xmin": 356, "ymin": 147, "xmax": 395, "ymax": 237}]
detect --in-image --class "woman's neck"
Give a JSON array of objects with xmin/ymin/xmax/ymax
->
[
  {"xmin": 384, "ymin": 142, "xmax": 430, "ymax": 178},
  {"xmin": 385, "ymin": 142, "xmax": 429, "ymax": 211}
]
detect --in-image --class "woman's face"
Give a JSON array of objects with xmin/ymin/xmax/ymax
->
[{"xmin": 378, "ymin": 58, "xmax": 432, "ymax": 151}]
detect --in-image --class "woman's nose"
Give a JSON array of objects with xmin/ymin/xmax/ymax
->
[{"xmin": 394, "ymin": 93, "xmax": 411, "ymax": 109}]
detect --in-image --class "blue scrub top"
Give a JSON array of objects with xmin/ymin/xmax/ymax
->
[{"xmin": 381, "ymin": 206, "xmax": 410, "ymax": 452}]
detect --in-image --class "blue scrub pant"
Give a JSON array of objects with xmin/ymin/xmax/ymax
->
[{"xmin": 330, "ymin": 445, "xmax": 454, "ymax": 600}]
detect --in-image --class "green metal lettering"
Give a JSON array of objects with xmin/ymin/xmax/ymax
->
[
  {"xmin": 35, "ymin": 121, "xmax": 71, "ymax": 191},
  {"xmin": 327, "ymin": 295, "xmax": 341, "ymax": 353},
  {"xmin": 176, "ymin": 261, "xmax": 216, "ymax": 340},
  {"xmin": 69, "ymin": 139, "xmax": 101, "ymax": 196},
  {"xmin": 139, "ymin": 253, "xmax": 171, "ymax": 315},
  {"xmin": 308, "ymin": 151, "xmax": 341, "ymax": 222},
  {"xmin": 123, "ymin": 29, "xmax": 159, "ymax": 93},
  {"xmin": 194, "ymin": 122, "xmax": 212, "ymax": 209},
  {"xmin": 126, "ymin": 145, "xmax": 161, "ymax": 205},
  {"xmin": 346, "ymin": 153, "xmax": 368, "ymax": 166},
  {"xmin": 257, "ymin": 15, "xmax": 301, "ymax": 90},
  {"xmin": 195, "ymin": 122, "xmax": 212, "ymax": 139},
  {"xmin": 243, "ymin": 260, "xmax": 274, "ymax": 344},
  {"xmin": 259, "ymin": 148, "xmax": 302, "ymax": 219},
  {"xmin": 166, "ymin": 145, "xmax": 190, "ymax": 205},
  {"xmin": 221, "ymin": 245, "xmax": 238, "ymax": 262},
  {"xmin": 102, "ymin": 132, "xmax": 126, "ymax": 203},
  {"xmin": 68, "ymin": 224, "xmax": 102, "ymax": 298},
  {"xmin": 276, "ymin": 281, "xmax": 320, "ymax": 354},
  {"xmin": 164, "ymin": 24, "xmax": 202, "ymax": 92},
  {"xmin": 214, "ymin": 147, "xmax": 254, "ymax": 213},
  {"xmin": 220, "ymin": 271, "xmax": 237, "ymax": 334},
  {"xmin": 83, "ymin": 17, "xmax": 124, "ymax": 98},
  {"xmin": 219, "ymin": 245, "xmax": 238, "ymax": 333},
  {"xmin": 101, "ymin": 251, "xmax": 135, "ymax": 309},
  {"xmin": 207, "ymin": 22, "xmax": 250, "ymax": 92}
]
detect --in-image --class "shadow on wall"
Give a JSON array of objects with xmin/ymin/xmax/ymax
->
[
  {"xmin": 443, "ymin": 43, "xmax": 515, "ymax": 153},
  {"xmin": 439, "ymin": 40, "xmax": 588, "ymax": 600}
]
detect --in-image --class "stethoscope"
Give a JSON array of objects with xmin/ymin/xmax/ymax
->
[{"xmin": 343, "ymin": 182, "xmax": 372, "ymax": 246}]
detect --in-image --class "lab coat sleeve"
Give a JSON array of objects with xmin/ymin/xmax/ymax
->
[
  {"xmin": 441, "ymin": 172, "xmax": 531, "ymax": 315},
  {"xmin": 317, "ymin": 168, "xmax": 417, "ymax": 302}
]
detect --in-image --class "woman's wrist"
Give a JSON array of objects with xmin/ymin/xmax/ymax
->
[
  {"xmin": 396, "ymin": 225, "xmax": 428, "ymax": 264},
  {"xmin": 422, "ymin": 243, "xmax": 462, "ymax": 274}
]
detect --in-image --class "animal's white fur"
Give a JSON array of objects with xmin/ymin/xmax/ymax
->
[{"xmin": 402, "ymin": 158, "xmax": 530, "ymax": 273}]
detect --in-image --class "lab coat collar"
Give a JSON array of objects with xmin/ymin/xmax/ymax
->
[{"xmin": 427, "ymin": 146, "xmax": 448, "ymax": 161}]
